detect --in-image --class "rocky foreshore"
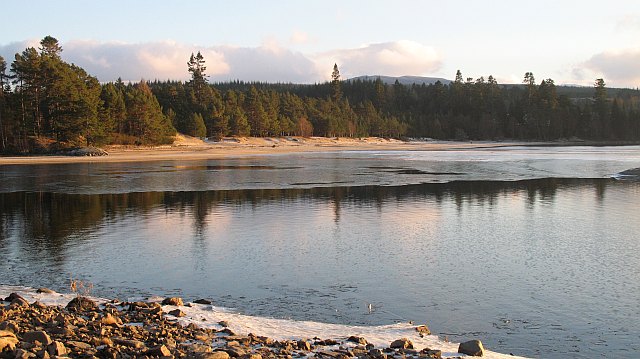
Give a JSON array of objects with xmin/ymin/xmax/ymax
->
[{"xmin": 0, "ymin": 291, "xmax": 486, "ymax": 359}]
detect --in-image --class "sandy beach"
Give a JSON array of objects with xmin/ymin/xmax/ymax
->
[{"xmin": 0, "ymin": 135, "xmax": 532, "ymax": 165}]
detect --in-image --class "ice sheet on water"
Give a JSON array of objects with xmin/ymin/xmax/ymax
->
[{"xmin": 0, "ymin": 285, "xmax": 528, "ymax": 359}]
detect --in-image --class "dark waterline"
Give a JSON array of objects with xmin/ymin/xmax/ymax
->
[{"xmin": 2, "ymin": 177, "xmax": 640, "ymax": 358}]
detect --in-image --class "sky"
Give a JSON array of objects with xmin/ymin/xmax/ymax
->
[{"xmin": 2, "ymin": 0, "xmax": 640, "ymax": 87}]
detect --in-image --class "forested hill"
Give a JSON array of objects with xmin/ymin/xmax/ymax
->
[{"xmin": 1, "ymin": 37, "xmax": 640, "ymax": 154}]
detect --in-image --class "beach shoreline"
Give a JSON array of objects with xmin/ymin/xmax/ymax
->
[
  {"xmin": 0, "ymin": 286, "xmax": 526, "ymax": 359},
  {"xmin": 0, "ymin": 136, "xmax": 566, "ymax": 165}
]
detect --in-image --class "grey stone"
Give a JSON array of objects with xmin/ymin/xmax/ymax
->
[
  {"xmin": 194, "ymin": 299, "xmax": 213, "ymax": 305},
  {"xmin": 458, "ymin": 340, "xmax": 484, "ymax": 356},
  {"xmin": 66, "ymin": 296, "xmax": 98, "ymax": 312}
]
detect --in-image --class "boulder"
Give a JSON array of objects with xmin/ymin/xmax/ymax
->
[
  {"xmin": 0, "ymin": 330, "xmax": 19, "ymax": 351},
  {"xmin": 0, "ymin": 321, "xmax": 19, "ymax": 333},
  {"xmin": 297, "ymin": 339, "xmax": 312, "ymax": 351},
  {"xmin": 422, "ymin": 349, "xmax": 442, "ymax": 358},
  {"xmin": 4, "ymin": 293, "xmax": 25, "ymax": 302},
  {"xmin": 146, "ymin": 344, "xmax": 172, "ymax": 357},
  {"xmin": 113, "ymin": 337, "xmax": 146, "ymax": 349},
  {"xmin": 168, "ymin": 309, "xmax": 186, "ymax": 317},
  {"xmin": 458, "ymin": 340, "xmax": 484, "ymax": 356},
  {"xmin": 223, "ymin": 346, "xmax": 247, "ymax": 357},
  {"xmin": 194, "ymin": 299, "xmax": 213, "ymax": 305},
  {"xmin": 47, "ymin": 341, "xmax": 67, "ymax": 356},
  {"xmin": 36, "ymin": 288, "xmax": 56, "ymax": 294},
  {"xmin": 10, "ymin": 296, "xmax": 30, "ymax": 308},
  {"xmin": 415, "ymin": 325, "xmax": 431, "ymax": 335},
  {"xmin": 66, "ymin": 340, "xmax": 93, "ymax": 350},
  {"xmin": 23, "ymin": 330, "xmax": 53, "ymax": 346},
  {"xmin": 66, "ymin": 296, "xmax": 98, "ymax": 312},
  {"xmin": 389, "ymin": 338, "xmax": 413, "ymax": 349},
  {"xmin": 162, "ymin": 297, "xmax": 184, "ymax": 306},
  {"xmin": 101, "ymin": 313, "xmax": 122, "ymax": 326},
  {"xmin": 347, "ymin": 336, "xmax": 368, "ymax": 345},
  {"xmin": 66, "ymin": 147, "xmax": 109, "ymax": 157},
  {"xmin": 201, "ymin": 352, "xmax": 231, "ymax": 359}
]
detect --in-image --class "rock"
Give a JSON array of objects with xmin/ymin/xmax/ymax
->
[
  {"xmin": 389, "ymin": 338, "xmax": 413, "ymax": 349},
  {"xmin": 0, "ymin": 330, "xmax": 19, "ymax": 351},
  {"xmin": 422, "ymin": 349, "xmax": 442, "ymax": 359},
  {"xmin": 13, "ymin": 348, "xmax": 35, "ymax": 359},
  {"xmin": 168, "ymin": 309, "xmax": 186, "ymax": 317},
  {"xmin": 4, "ymin": 292, "xmax": 25, "ymax": 302},
  {"xmin": 146, "ymin": 344, "xmax": 172, "ymax": 357},
  {"xmin": 101, "ymin": 313, "xmax": 122, "ymax": 326},
  {"xmin": 415, "ymin": 325, "xmax": 431, "ymax": 335},
  {"xmin": 66, "ymin": 296, "xmax": 98, "ymax": 312},
  {"xmin": 113, "ymin": 337, "xmax": 146, "ymax": 349},
  {"xmin": 66, "ymin": 340, "xmax": 93, "ymax": 350},
  {"xmin": 194, "ymin": 299, "xmax": 213, "ymax": 305},
  {"xmin": 36, "ymin": 288, "xmax": 56, "ymax": 294},
  {"xmin": 47, "ymin": 341, "xmax": 67, "ymax": 356},
  {"xmin": 31, "ymin": 301, "xmax": 47, "ymax": 309},
  {"xmin": 201, "ymin": 352, "xmax": 231, "ymax": 359},
  {"xmin": 297, "ymin": 340, "xmax": 312, "ymax": 351},
  {"xmin": 66, "ymin": 146, "xmax": 109, "ymax": 157},
  {"xmin": 23, "ymin": 330, "xmax": 53, "ymax": 346},
  {"xmin": 10, "ymin": 296, "xmax": 30, "ymax": 307},
  {"xmin": 347, "ymin": 336, "xmax": 368, "ymax": 345},
  {"xmin": 218, "ymin": 320, "xmax": 230, "ymax": 327},
  {"xmin": 224, "ymin": 346, "xmax": 247, "ymax": 357},
  {"xmin": 458, "ymin": 340, "xmax": 484, "ymax": 357},
  {"xmin": 0, "ymin": 321, "xmax": 19, "ymax": 333},
  {"xmin": 241, "ymin": 354, "xmax": 262, "ymax": 359},
  {"xmin": 162, "ymin": 297, "xmax": 184, "ymax": 306}
]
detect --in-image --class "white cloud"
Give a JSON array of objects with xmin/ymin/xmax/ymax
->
[
  {"xmin": 315, "ymin": 40, "xmax": 442, "ymax": 80},
  {"xmin": 289, "ymin": 31, "xmax": 311, "ymax": 45},
  {"xmin": 581, "ymin": 48, "xmax": 640, "ymax": 88},
  {"xmin": 616, "ymin": 14, "xmax": 640, "ymax": 32},
  {"xmin": 1, "ymin": 39, "xmax": 442, "ymax": 84}
]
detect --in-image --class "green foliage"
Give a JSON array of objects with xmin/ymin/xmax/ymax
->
[{"xmin": 2, "ymin": 40, "xmax": 640, "ymax": 154}]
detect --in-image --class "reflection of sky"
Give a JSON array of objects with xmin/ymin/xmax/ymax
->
[{"xmin": 2, "ymin": 146, "xmax": 639, "ymax": 194}]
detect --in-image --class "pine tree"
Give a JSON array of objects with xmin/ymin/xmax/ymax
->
[
  {"xmin": 187, "ymin": 51, "xmax": 208, "ymax": 98},
  {"xmin": 331, "ymin": 63, "xmax": 342, "ymax": 101}
]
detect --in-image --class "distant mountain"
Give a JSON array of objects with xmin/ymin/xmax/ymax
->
[{"xmin": 348, "ymin": 75, "xmax": 452, "ymax": 86}]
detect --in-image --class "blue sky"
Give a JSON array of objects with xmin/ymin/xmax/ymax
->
[{"xmin": 2, "ymin": 0, "xmax": 640, "ymax": 87}]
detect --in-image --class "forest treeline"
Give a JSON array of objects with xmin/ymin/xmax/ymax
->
[{"xmin": 1, "ymin": 36, "xmax": 640, "ymax": 153}]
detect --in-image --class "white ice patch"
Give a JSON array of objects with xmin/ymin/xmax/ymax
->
[{"xmin": 0, "ymin": 285, "xmax": 528, "ymax": 359}]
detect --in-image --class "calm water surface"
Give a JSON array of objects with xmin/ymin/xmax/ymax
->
[{"xmin": 1, "ymin": 146, "xmax": 639, "ymax": 358}]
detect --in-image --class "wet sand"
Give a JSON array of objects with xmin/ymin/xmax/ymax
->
[{"xmin": 0, "ymin": 136, "xmax": 530, "ymax": 165}]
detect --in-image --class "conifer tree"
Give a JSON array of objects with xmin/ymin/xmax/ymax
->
[{"xmin": 331, "ymin": 63, "xmax": 342, "ymax": 101}]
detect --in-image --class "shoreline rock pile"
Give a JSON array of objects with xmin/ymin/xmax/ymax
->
[{"xmin": 1, "ymin": 291, "xmax": 484, "ymax": 358}]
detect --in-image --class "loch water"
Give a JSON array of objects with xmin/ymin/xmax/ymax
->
[{"xmin": 1, "ymin": 146, "xmax": 639, "ymax": 358}]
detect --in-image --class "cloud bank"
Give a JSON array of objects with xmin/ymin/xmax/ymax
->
[
  {"xmin": 0, "ymin": 39, "xmax": 442, "ymax": 84},
  {"xmin": 582, "ymin": 49, "xmax": 640, "ymax": 88},
  {"xmin": 318, "ymin": 40, "xmax": 442, "ymax": 79}
]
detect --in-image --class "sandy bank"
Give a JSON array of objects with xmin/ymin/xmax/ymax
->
[{"xmin": 0, "ymin": 136, "xmax": 530, "ymax": 165}]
